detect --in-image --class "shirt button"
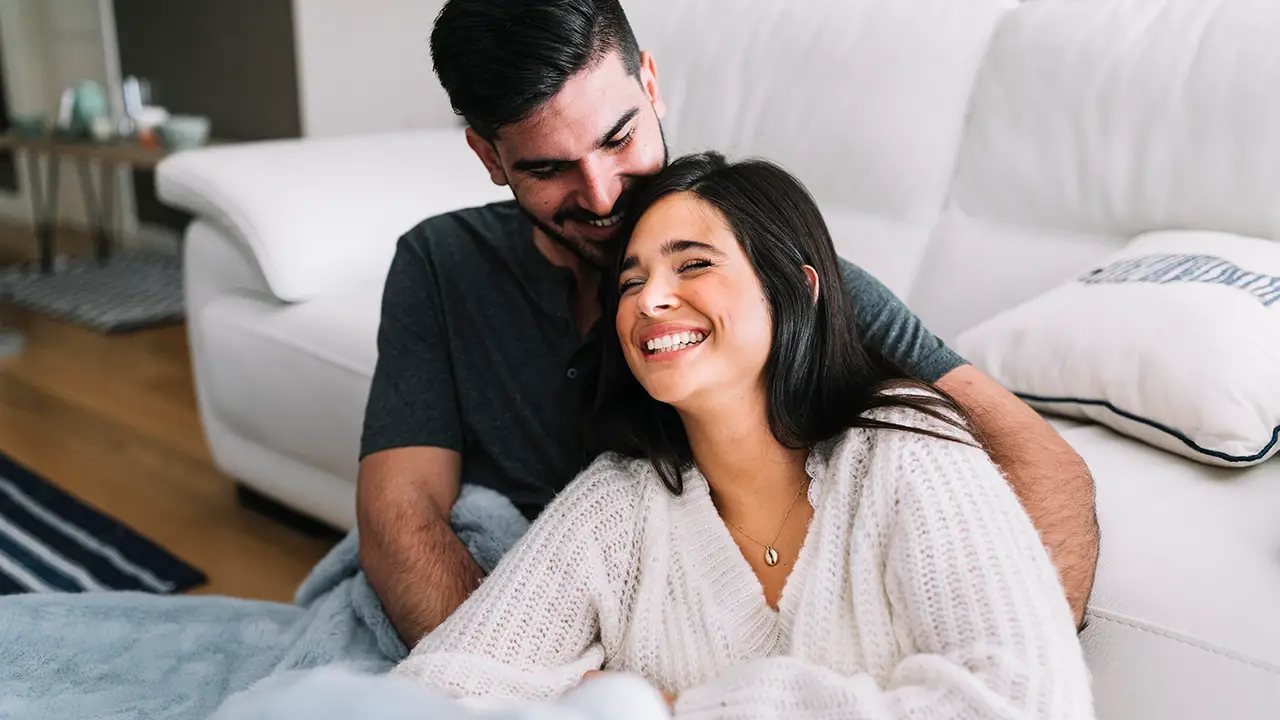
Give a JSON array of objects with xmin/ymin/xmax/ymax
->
[{"xmin": 566, "ymin": 368, "xmax": 579, "ymax": 380}]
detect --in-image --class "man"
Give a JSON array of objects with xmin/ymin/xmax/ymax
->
[{"xmin": 358, "ymin": 0, "xmax": 1099, "ymax": 648}]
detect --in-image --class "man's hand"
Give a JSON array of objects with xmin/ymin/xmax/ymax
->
[
  {"xmin": 356, "ymin": 446, "xmax": 485, "ymax": 647},
  {"xmin": 936, "ymin": 364, "xmax": 1100, "ymax": 628}
]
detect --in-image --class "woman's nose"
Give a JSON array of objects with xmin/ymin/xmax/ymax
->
[{"xmin": 638, "ymin": 278, "xmax": 679, "ymax": 317}]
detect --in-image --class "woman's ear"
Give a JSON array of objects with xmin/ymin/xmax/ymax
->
[{"xmin": 802, "ymin": 265, "xmax": 820, "ymax": 303}]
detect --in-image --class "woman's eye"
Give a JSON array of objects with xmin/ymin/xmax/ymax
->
[{"xmin": 619, "ymin": 260, "xmax": 709, "ymax": 294}]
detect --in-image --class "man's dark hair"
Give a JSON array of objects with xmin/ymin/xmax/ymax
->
[
  {"xmin": 588, "ymin": 152, "xmax": 985, "ymax": 495},
  {"xmin": 431, "ymin": 0, "xmax": 643, "ymax": 141}
]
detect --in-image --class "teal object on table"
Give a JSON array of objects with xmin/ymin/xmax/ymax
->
[{"xmin": 68, "ymin": 81, "xmax": 110, "ymax": 137}]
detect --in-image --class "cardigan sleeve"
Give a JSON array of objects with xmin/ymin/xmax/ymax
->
[
  {"xmin": 673, "ymin": 417, "xmax": 1095, "ymax": 719},
  {"xmin": 391, "ymin": 457, "xmax": 644, "ymax": 706}
]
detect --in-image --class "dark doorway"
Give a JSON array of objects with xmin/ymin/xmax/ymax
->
[
  {"xmin": 0, "ymin": 31, "xmax": 19, "ymax": 194},
  {"xmin": 111, "ymin": 0, "xmax": 303, "ymax": 232}
]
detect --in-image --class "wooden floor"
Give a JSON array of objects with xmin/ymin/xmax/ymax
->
[{"xmin": 0, "ymin": 225, "xmax": 338, "ymax": 602}]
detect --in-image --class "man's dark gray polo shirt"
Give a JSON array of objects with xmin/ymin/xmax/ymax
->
[{"xmin": 360, "ymin": 200, "xmax": 965, "ymax": 519}]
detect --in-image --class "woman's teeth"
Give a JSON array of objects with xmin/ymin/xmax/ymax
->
[
  {"xmin": 587, "ymin": 214, "xmax": 622, "ymax": 228},
  {"xmin": 645, "ymin": 331, "xmax": 706, "ymax": 354}
]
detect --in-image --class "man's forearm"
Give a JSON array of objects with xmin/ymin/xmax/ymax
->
[
  {"xmin": 978, "ymin": 413, "xmax": 1099, "ymax": 627},
  {"xmin": 937, "ymin": 366, "xmax": 1100, "ymax": 627},
  {"xmin": 359, "ymin": 498, "xmax": 485, "ymax": 647}
]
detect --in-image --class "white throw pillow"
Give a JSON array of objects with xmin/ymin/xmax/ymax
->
[{"xmin": 956, "ymin": 230, "xmax": 1280, "ymax": 467}]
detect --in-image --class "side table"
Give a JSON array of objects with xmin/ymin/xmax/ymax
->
[{"xmin": 0, "ymin": 133, "xmax": 172, "ymax": 274}]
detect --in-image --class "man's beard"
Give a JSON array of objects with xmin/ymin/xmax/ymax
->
[
  {"xmin": 518, "ymin": 125, "xmax": 670, "ymax": 271},
  {"xmin": 520, "ymin": 205, "xmax": 620, "ymax": 271}
]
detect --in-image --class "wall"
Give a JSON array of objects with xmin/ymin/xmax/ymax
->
[
  {"xmin": 0, "ymin": 0, "xmax": 45, "ymax": 221},
  {"xmin": 0, "ymin": 0, "xmax": 113, "ymax": 231},
  {"xmin": 0, "ymin": 2, "xmax": 44, "ymax": 117},
  {"xmin": 37, "ymin": 0, "xmax": 112, "ymax": 232},
  {"xmin": 291, "ymin": 0, "xmax": 458, "ymax": 138}
]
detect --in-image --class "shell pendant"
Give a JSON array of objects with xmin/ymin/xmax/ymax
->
[{"xmin": 764, "ymin": 546, "xmax": 779, "ymax": 567}]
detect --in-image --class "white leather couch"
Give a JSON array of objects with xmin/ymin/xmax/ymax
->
[{"xmin": 156, "ymin": 0, "xmax": 1280, "ymax": 717}]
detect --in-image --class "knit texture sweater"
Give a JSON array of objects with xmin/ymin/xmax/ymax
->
[{"xmin": 393, "ymin": 404, "xmax": 1095, "ymax": 719}]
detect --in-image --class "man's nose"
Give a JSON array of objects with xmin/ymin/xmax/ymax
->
[{"xmin": 579, "ymin": 156, "xmax": 621, "ymax": 217}]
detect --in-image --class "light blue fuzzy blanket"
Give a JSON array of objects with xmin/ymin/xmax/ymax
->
[
  {"xmin": 0, "ymin": 485, "xmax": 532, "ymax": 720},
  {"xmin": 211, "ymin": 662, "xmax": 671, "ymax": 720}
]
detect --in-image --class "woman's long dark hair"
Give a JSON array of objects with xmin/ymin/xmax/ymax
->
[{"xmin": 588, "ymin": 152, "xmax": 982, "ymax": 494}]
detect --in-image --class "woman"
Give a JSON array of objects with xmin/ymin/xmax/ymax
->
[{"xmin": 392, "ymin": 152, "xmax": 1094, "ymax": 718}]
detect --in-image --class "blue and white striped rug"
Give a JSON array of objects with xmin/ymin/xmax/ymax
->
[{"xmin": 0, "ymin": 450, "xmax": 206, "ymax": 594}]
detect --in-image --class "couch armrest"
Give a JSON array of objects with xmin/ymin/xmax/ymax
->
[{"xmin": 156, "ymin": 129, "xmax": 509, "ymax": 303}]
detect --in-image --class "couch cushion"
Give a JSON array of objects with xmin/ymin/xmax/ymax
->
[
  {"xmin": 626, "ymin": 0, "xmax": 1014, "ymax": 307},
  {"xmin": 909, "ymin": 206, "xmax": 1126, "ymax": 345},
  {"xmin": 628, "ymin": 0, "xmax": 1013, "ymax": 216},
  {"xmin": 952, "ymin": 0, "xmax": 1280, "ymax": 240},
  {"xmin": 158, "ymin": 129, "xmax": 510, "ymax": 304},
  {"xmin": 1060, "ymin": 420, "xmax": 1280, "ymax": 716},
  {"xmin": 823, "ymin": 207, "xmax": 935, "ymax": 301},
  {"xmin": 195, "ymin": 288, "xmax": 382, "ymax": 487}
]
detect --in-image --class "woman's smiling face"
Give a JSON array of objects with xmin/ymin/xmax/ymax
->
[{"xmin": 615, "ymin": 191, "xmax": 774, "ymax": 409}]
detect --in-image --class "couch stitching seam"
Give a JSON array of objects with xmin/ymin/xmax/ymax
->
[{"xmin": 1088, "ymin": 610, "xmax": 1280, "ymax": 675}]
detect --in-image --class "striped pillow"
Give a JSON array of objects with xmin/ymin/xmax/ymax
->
[{"xmin": 956, "ymin": 230, "xmax": 1280, "ymax": 467}]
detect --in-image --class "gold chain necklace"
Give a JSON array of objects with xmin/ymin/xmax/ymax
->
[{"xmin": 723, "ymin": 478, "xmax": 810, "ymax": 567}]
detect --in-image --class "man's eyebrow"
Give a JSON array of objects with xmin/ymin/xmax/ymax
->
[
  {"xmin": 620, "ymin": 239, "xmax": 727, "ymax": 273},
  {"xmin": 597, "ymin": 107, "xmax": 641, "ymax": 147},
  {"xmin": 512, "ymin": 155, "xmax": 569, "ymax": 172},
  {"xmin": 511, "ymin": 108, "xmax": 642, "ymax": 173}
]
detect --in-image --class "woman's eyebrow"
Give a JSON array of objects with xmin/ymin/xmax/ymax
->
[{"xmin": 621, "ymin": 239, "xmax": 727, "ymax": 271}]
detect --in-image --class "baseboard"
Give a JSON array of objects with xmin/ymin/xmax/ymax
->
[{"xmin": 234, "ymin": 482, "xmax": 345, "ymax": 540}]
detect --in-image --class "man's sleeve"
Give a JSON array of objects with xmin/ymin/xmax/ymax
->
[
  {"xmin": 839, "ymin": 258, "xmax": 967, "ymax": 383},
  {"xmin": 359, "ymin": 234, "xmax": 464, "ymax": 459}
]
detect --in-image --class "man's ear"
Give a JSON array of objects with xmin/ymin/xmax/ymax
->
[
  {"xmin": 465, "ymin": 127, "xmax": 509, "ymax": 186},
  {"xmin": 639, "ymin": 51, "xmax": 667, "ymax": 120},
  {"xmin": 802, "ymin": 265, "xmax": 820, "ymax": 303}
]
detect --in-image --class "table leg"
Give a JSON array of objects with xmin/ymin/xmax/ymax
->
[
  {"xmin": 98, "ymin": 163, "xmax": 116, "ymax": 264},
  {"xmin": 75, "ymin": 158, "xmax": 116, "ymax": 265},
  {"xmin": 74, "ymin": 156, "xmax": 116, "ymax": 263},
  {"xmin": 25, "ymin": 150, "xmax": 62, "ymax": 274}
]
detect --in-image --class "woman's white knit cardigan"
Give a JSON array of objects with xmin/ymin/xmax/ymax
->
[{"xmin": 393, "ymin": 404, "xmax": 1095, "ymax": 719}]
